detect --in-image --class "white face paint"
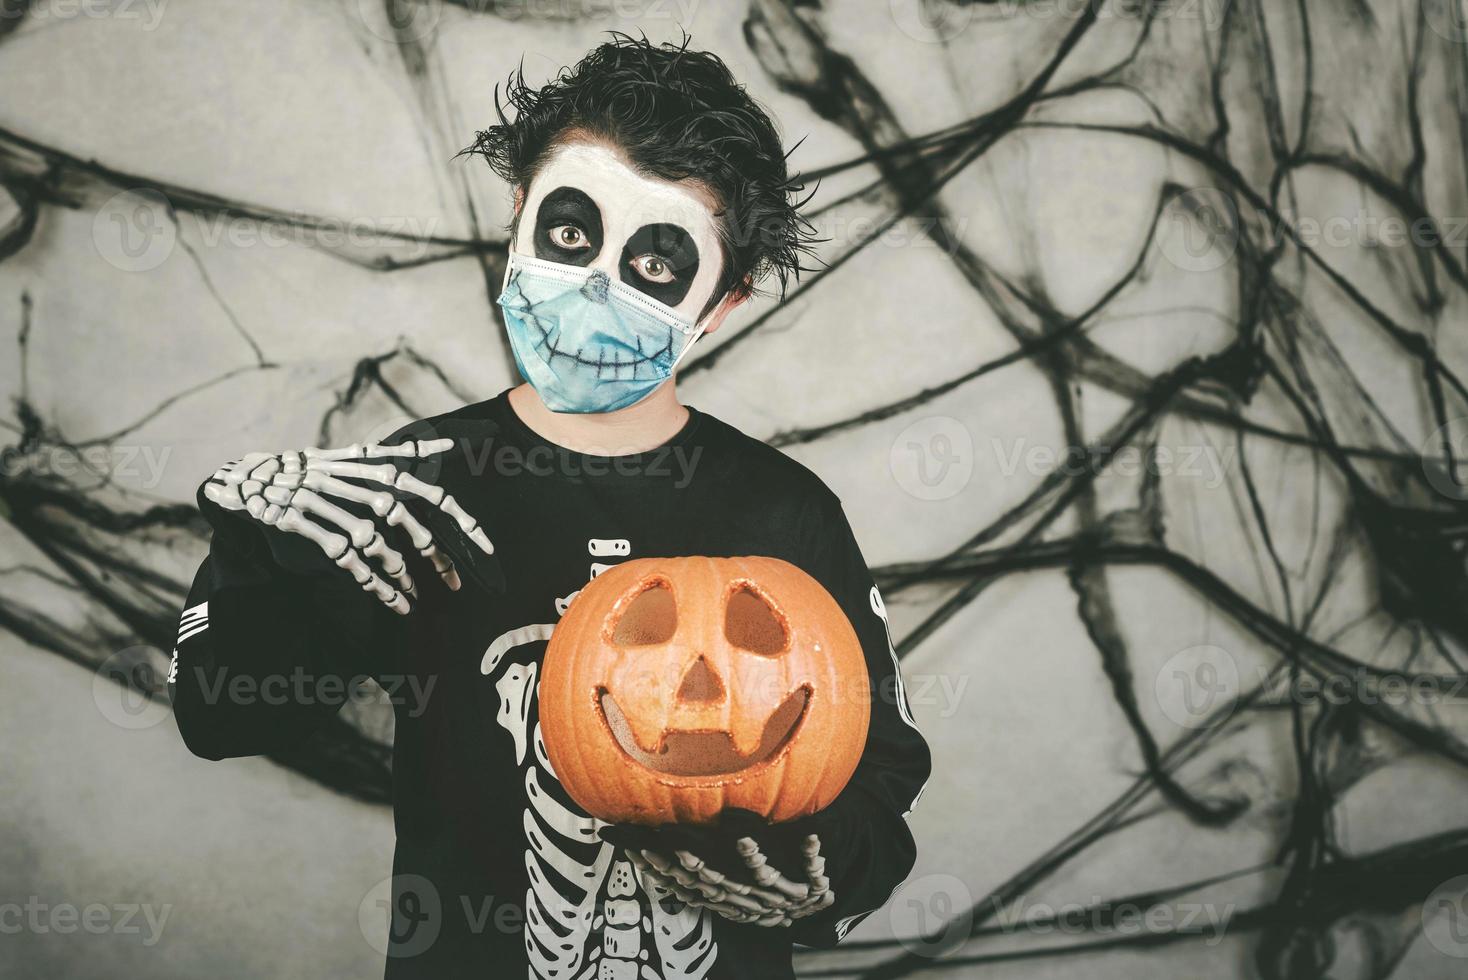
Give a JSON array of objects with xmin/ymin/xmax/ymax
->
[{"xmin": 513, "ymin": 141, "xmax": 726, "ymax": 321}]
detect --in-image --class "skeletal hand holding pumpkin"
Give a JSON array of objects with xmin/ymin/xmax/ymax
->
[{"xmin": 598, "ymin": 808, "xmax": 837, "ymax": 927}]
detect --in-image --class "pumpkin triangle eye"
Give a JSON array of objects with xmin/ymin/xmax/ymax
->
[
  {"xmin": 611, "ymin": 580, "xmax": 677, "ymax": 646},
  {"xmin": 724, "ymin": 585, "xmax": 788, "ymax": 656}
]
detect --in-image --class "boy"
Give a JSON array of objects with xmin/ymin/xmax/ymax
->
[{"xmin": 171, "ymin": 35, "xmax": 930, "ymax": 980}]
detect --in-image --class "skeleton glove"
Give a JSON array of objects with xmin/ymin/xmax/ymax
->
[
  {"xmin": 600, "ymin": 809, "xmax": 835, "ymax": 928},
  {"xmin": 203, "ymin": 439, "xmax": 493, "ymax": 615}
]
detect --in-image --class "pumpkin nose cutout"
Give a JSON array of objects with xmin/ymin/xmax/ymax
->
[
  {"xmin": 580, "ymin": 270, "xmax": 611, "ymax": 304},
  {"xmin": 675, "ymin": 656, "xmax": 725, "ymax": 703}
]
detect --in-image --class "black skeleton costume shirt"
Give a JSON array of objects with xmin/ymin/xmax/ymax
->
[{"xmin": 170, "ymin": 389, "xmax": 931, "ymax": 979}]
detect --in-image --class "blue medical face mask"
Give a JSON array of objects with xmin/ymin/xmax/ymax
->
[{"xmin": 496, "ymin": 252, "xmax": 707, "ymax": 414}]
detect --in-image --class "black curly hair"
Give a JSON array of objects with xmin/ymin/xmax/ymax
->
[{"xmin": 463, "ymin": 33, "xmax": 817, "ymax": 313}]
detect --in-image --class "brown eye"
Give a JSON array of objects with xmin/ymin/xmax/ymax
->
[
  {"xmin": 631, "ymin": 254, "xmax": 674, "ymax": 284},
  {"xmin": 549, "ymin": 224, "xmax": 589, "ymax": 249}
]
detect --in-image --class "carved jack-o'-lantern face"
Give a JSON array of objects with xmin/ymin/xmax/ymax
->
[{"xmin": 539, "ymin": 556, "xmax": 870, "ymax": 825}]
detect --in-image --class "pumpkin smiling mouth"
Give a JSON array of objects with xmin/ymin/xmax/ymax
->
[{"xmin": 597, "ymin": 687, "xmax": 811, "ymax": 778}]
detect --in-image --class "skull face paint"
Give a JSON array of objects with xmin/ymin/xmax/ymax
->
[
  {"xmin": 516, "ymin": 141, "xmax": 724, "ymax": 319},
  {"xmin": 497, "ymin": 141, "xmax": 725, "ymax": 413}
]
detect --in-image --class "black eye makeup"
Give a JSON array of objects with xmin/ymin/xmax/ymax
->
[
  {"xmin": 532, "ymin": 187, "xmax": 603, "ymax": 266},
  {"xmin": 619, "ymin": 223, "xmax": 700, "ymax": 307}
]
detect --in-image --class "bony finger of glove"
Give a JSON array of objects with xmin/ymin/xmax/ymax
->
[
  {"xmin": 616, "ymin": 812, "xmax": 820, "ymax": 880},
  {"xmin": 641, "ymin": 861, "xmax": 784, "ymax": 922}
]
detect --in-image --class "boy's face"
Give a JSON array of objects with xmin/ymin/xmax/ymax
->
[{"xmin": 512, "ymin": 140, "xmax": 728, "ymax": 324}]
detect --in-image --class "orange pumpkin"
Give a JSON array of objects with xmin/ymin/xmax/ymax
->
[{"xmin": 539, "ymin": 556, "xmax": 870, "ymax": 825}]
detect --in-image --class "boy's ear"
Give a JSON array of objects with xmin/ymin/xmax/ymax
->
[
  {"xmin": 698, "ymin": 278, "xmax": 753, "ymax": 337},
  {"xmin": 507, "ymin": 186, "xmax": 527, "ymax": 253}
]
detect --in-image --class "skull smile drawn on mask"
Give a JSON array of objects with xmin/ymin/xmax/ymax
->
[{"xmin": 504, "ymin": 266, "xmax": 677, "ymax": 381}]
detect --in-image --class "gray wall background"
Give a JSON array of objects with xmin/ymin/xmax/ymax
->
[{"xmin": 2, "ymin": 0, "xmax": 1468, "ymax": 977}]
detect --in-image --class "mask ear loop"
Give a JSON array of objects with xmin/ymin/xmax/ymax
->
[
  {"xmin": 669, "ymin": 321, "xmax": 708, "ymax": 373},
  {"xmin": 498, "ymin": 252, "xmax": 518, "ymax": 296}
]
